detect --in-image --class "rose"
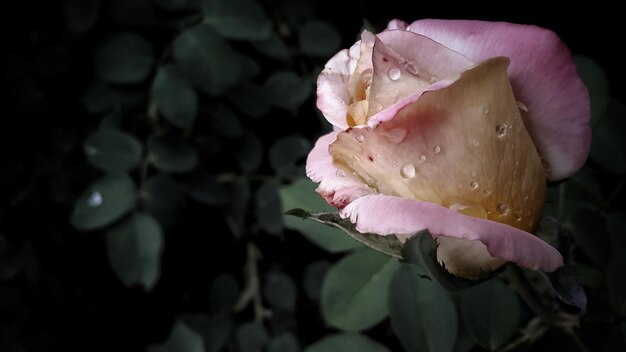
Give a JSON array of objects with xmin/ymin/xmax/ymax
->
[{"xmin": 306, "ymin": 19, "xmax": 590, "ymax": 279}]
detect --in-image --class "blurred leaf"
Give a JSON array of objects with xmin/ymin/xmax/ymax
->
[
  {"xmin": 303, "ymin": 333, "xmax": 390, "ymax": 352},
  {"xmin": 71, "ymin": 175, "xmax": 136, "ymax": 231},
  {"xmin": 202, "ymin": 0, "xmax": 271, "ymax": 40},
  {"xmin": 267, "ymin": 332, "xmax": 300, "ymax": 352},
  {"xmin": 238, "ymin": 54, "xmax": 261, "ymax": 78},
  {"xmin": 153, "ymin": 0, "xmax": 202, "ymax": 11},
  {"xmin": 143, "ymin": 173, "xmax": 182, "ymax": 229},
  {"xmin": 264, "ymin": 71, "xmax": 311, "ymax": 110},
  {"xmin": 236, "ymin": 321, "xmax": 269, "ymax": 352},
  {"xmin": 590, "ymin": 99, "xmax": 626, "ymax": 174},
  {"xmin": 195, "ymin": 134, "xmax": 222, "ymax": 156},
  {"xmin": 607, "ymin": 250, "xmax": 626, "ymax": 312},
  {"xmin": 209, "ymin": 104, "xmax": 243, "ymax": 138},
  {"xmin": 83, "ymin": 82, "xmax": 119, "ymax": 114},
  {"xmin": 148, "ymin": 135, "xmax": 198, "ymax": 173},
  {"xmin": 263, "ymin": 271, "xmax": 297, "ymax": 309},
  {"xmin": 224, "ymin": 177, "xmax": 251, "ymax": 237},
  {"xmin": 94, "ymin": 32, "xmax": 154, "ymax": 84},
  {"xmin": 298, "ymin": 21, "xmax": 341, "ymax": 58},
  {"xmin": 187, "ymin": 174, "xmax": 230, "ymax": 206},
  {"xmin": 227, "ymin": 81, "xmax": 270, "ymax": 118},
  {"xmin": 63, "ymin": 0, "xmax": 102, "ymax": 33},
  {"xmin": 279, "ymin": 179, "xmax": 361, "ymax": 253},
  {"xmin": 269, "ymin": 136, "xmax": 311, "ymax": 177},
  {"xmin": 303, "ymin": 260, "xmax": 331, "ymax": 300},
  {"xmin": 321, "ymin": 248, "xmax": 400, "ymax": 331},
  {"xmin": 173, "ymin": 25, "xmax": 242, "ymax": 96},
  {"xmin": 458, "ymin": 280, "xmax": 520, "ymax": 350},
  {"xmin": 607, "ymin": 212, "xmax": 626, "ymax": 251},
  {"xmin": 0, "ymin": 235, "xmax": 23, "ymax": 281},
  {"xmin": 574, "ymin": 56, "xmax": 610, "ymax": 126},
  {"xmin": 252, "ymin": 34, "xmax": 291, "ymax": 61},
  {"xmin": 149, "ymin": 320, "xmax": 204, "ymax": 352},
  {"xmin": 209, "ymin": 273, "xmax": 240, "ymax": 316},
  {"xmin": 236, "ymin": 130, "xmax": 263, "ymax": 172},
  {"xmin": 569, "ymin": 208, "xmax": 610, "ymax": 269},
  {"xmin": 255, "ymin": 182, "xmax": 283, "ymax": 235},
  {"xmin": 152, "ymin": 65, "xmax": 198, "ymax": 129},
  {"xmin": 106, "ymin": 212, "xmax": 163, "ymax": 291},
  {"xmin": 389, "ymin": 265, "xmax": 458, "ymax": 352},
  {"xmin": 181, "ymin": 314, "xmax": 233, "ymax": 352},
  {"xmin": 454, "ymin": 321, "xmax": 477, "ymax": 352},
  {"xmin": 83, "ymin": 128, "xmax": 143, "ymax": 174}
]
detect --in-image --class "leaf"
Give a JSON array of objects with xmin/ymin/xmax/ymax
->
[
  {"xmin": 264, "ymin": 71, "xmax": 311, "ymax": 110},
  {"xmin": 236, "ymin": 321, "xmax": 269, "ymax": 352},
  {"xmin": 574, "ymin": 56, "xmax": 610, "ymax": 127},
  {"xmin": 187, "ymin": 174, "xmax": 230, "ymax": 206},
  {"xmin": 267, "ymin": 332, "xmax": 300, "ymax": 352},
  {"xmin": 269, "ymin": 136, "xmax": 311, "ymax": 177},
  {"xmin": 536, "ymin": 217, "xmax": 587, "ymax": 312},
  {"xmin": 149, "ymin": 320, "xmax": 204, "ymax": 352},
  {"xmin": 303, "ymin": 333, "xmax": 390, "ymax": 352},
  {"xmin": 236, "ymin": 130, "xmax": 263, "ymax": 172},
  {"xmin": 180, "ymin": 314, "xmax": 233, "ymax": 352},
  {"xmin": 263, "ymin": 271, "xmax": 297, "ymax": 309},
  {"xmin": 209, "ymin": 104, "xmax": 243, "ymax": 138},
  {"xmin": 303, "ymin": 260, "xmax": 331, "ymax": 300},
  {"xmin": 607, "ymin": 250, "xmax": 626, "ymax": 312},
  {"xmin": 458, "ymin": 280, "xmax": 521, "ymax": 350},
  {"xmin": 71, "ymin": 175, "xmax": 136, "ymax": 231},
  {"xmin": 83, "ymin": 128, "xmax": 143, "ymax": 174},
  {"xmin": 94, "ymin": 32, "xmax": 154, "ymax": 84},
  {"xmin": 227, "ymin": 81, "xmax": 270, "ymax": 118},
  {"xmin": 223, "ymin": 177, "xmax": 251, "ymax": 237},
  {"xmin": 173, "ymin": 26, "xmax": 242, "ymax": 95},
  {"xmin": 209, "ymin": 273, "xmax": 240, "ymax": 316},
  {"xmin": 607, "ymin": 212, "xmax": 626, "ymax": 251},
  {"xmin": 279, "ymin": 179, "xmax": 361, "ymax": 253},
  {"xmin": 589, "ymin": 99, "xmax": 626, "ymax": 174},
  {"xmin": 252, "ymin": 34, "xmax": 291, "ymax": 61},
  {"xmin": 321, "ymin": 248, "xmax": 400, "ymax": 331},
  {"xmin": 106, "ymin": 212, "xmax": 163, "ymax": 291},
  {"xmin": 143, "ymin": 174, "xmax": 182, "ymax": 229},
  {"xmin": 151, "ymin": 65, "xmax": 198, "ymax": 129},
  {"xmin": 202, "ymin": 0, "xmax": 271, "ymax": 40},
  {"xmin": 388, "ymin": 265, "xmax": 458, "ymax": 352},
  {"xmin": 298, "ymin": 21, "xmax": 341, "ymax": 58},
  {"xmin": 148, "ymin": 135, "xmax": 198, "ymax": 173},
  {"xmin": 255, "ymin": 182, "xmax": 283, "ymax": 236}
]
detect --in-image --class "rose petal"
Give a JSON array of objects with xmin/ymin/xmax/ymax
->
[
  {"xmin": 404, "ymin": 19, "xmax": 591, "ymax": 181},
  {"xmin": 342, "ymin": 194, "xmax": 564, "ymax": 272},
  {"xmin": 306, "ymin": 131, "xmax": 373, "ymax": 208},
  {"xmin": 316, "ymin": 49, "xmax": 351, "ymax": 129}
]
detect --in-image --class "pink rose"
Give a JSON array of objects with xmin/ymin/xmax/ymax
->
[{"xmin": 306, "ymin": 19, "xmax": 590, "ymax": 279}]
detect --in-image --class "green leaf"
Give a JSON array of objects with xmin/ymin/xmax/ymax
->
[
  {"xmin": 269, "ymin": 136, "xmax": 310, "ymax": 177},
  {"xmin": 227, "ymin": 81, "xmax": 270, "ymax": 118},
  {"xmin": 236, "ymin": 321, "xmax": 269, "ymax": 352},
  {"xmin": 209, "ymin": 273, "xmax": 240, "ymax": 316},
  {"xmin": 94, "ymin": 32, "xmax": 154, "ymax": 84},
  {"xmin": 279, "ymin": 179, "xmax": 361, "ymax": 253},
  {"xmin": 303, "ymin": 333, "xmax": 390, "ymax": 352},
  {"xmin": 187, "ymin": 175, "xmax": 230, "ymax": 206},
  {"xmin": 255, "ymin": 182, "xmax": 283, "ymax": 236},
  {"xmin": 263, "ymin": 271, "xmax": 297, "ymax": 309},
  {"xmin": 83, "ymin": 128, "xmax": 143, "ymax": 174},
  {"xmin": 236, "ymin": 130, "xmax": 263, "ymax": 172},
  {"xmin": 71, "ymin": 175, "xmax": 136, "ymax": 231},
  {"xmin": 182, "ymin": 314, "xmax": 232, "ymax": 352},
  {"xmin": 173, "ymin": 25, "xmax": 242, "ymax": 95},
  {"xmin": 264, "ymin": 71, "xmax": 310, "ymax": 110},
  {"xmin": 209, "ymin": 104, "xmax": 243, "ymax": 138},
  {"xmin": 389, "ymin": 265, "xmax": 458, "ymax": 352},
  {"xmin": 590, "ymin": 99, "xmax": 626, "ymax": 174},
  {"xmin": 106, "ymin": 212, "xmax": 163, "ymax": 291},
  {"xmin": 574, "ymin": 56, "xmax": 610, "ymax": 127},
  {"xmin": 223, "ymin": 177, "xmax": 251, "ymax": 237},
  {"xmin": 203, "ymin": 0, "xmax": 271, "ymax": 40},
  {"xmin": 149, "ymin": 320, "xmax": 205, "ymax": 352},
  {"xmin": 607, "ymin": 250, "xmax": 626, "ymax": 312},
  {"xmin": 267, "ymin": 332, "xmax": 300, "ymax": 352},
  {"xmin": 298, "ymin": 21, "xmax": 341, "ymax": 58},
  {"xmin": 402, "ymin": 231, "xmax": 497, "ymax": 291},
  {"xmin": 142, "ymin": 174, "xmax": 182, "ymax": 229},
  {"xmin": 83, "ymin": 82, "xmax": 119, "ymax": 114},
  {"xmin": 303, "ymin": 260, "xmax": 331, "ymax": 300},
  {"xmin": 252, "ymin": 34, "xmax": 291, "ymax": 61},
  {"xmin": 321, "ymin": 248, "xmax": 400, "ymax": 331},
  {"xmin": 151, "ymin": 65, "xmax": 198, "ymax": 129},
  {"xmin": 458, "ymin": 280, "xmax": 520, "ymax": 350},
  {"xmin": 148, "ymin": 135, "xmax": 198, "ymax": 173}
]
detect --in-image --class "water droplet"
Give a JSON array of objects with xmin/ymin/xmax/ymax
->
[
  {"xmin": 496, "ymin": 124, "xmax": 507, "ymax": 138},
  {"xmin": 470, "ymin": 181, "xmax": 479, "ymax": 189},
  {"xmin": 388, "ymin": 67, "xmax": 401, "ymax": 81},
  {"xmin": 87, "ymin": 191, "xmax": 102, "ymax": 207},
  {"xmin": 335, "ymin": 169, "xmax": 346, "ymax": 177},
  {"xmin": 352, "ymin": 155, "xmax": 361, "ymax": 162},
  {"xmin": 517, "ymin": 101, "xmax": 528, "ymax": 112},
  {"xmin": 515, "ymin": 213, "xmax": 523, "ymax": 222},
  {"xmin": 355, "ymin": 134, "xmax": 365, "ymax": 142},
  {"xmin": 85, "ymin": 145, "xmax": 98, "ymax": 156},
  {"xmin": 382, "ymin": 128, "xmax": 407, "ymax": 144},
  {"xmin": 482, "ymin": 106, "xmax": 490, "ymax": 115},
  {"xmin": 483, "ymin": 189, "xmax": 491, "ymax": 196},
  {"xmin": 471, "ymin": 139, "xmax": 480, "ymax": 148},
  {"xmin": 391, "ymin": 160, "xmax": 398, "ymax": 167},
  {"xmin": 375, "ymin": 152, "xmax": 382, "ymax": 158},
  {"xmin": 496, "ymin": 203, "xmax": 510, "ymax": 216},
  {"xmin": 449, "ymin": 203, "xmax": 470, "ymax": 212},
  {"xmin": 405, "ymin": 25, "xmax": 412, "ymax": 31},
  {"xmin": 344, "ymin": 211, "xmax": 351, "ymax": 218},
  {"xmin": 404, "ymin": 60, "xmax": 419, "ymax": 75},
  {"xmin": 470, "ymin": 170, "xmax": 477, "ymax": 177},
  {"xmin": 457, "ymin": 184, "xmax": 463, "ymax": 189},
  {"xmin": 419, "ymin": 155, "xmax": 426, "ymax": 163},
  {"xmin": 400, "ymin": 163, "xmax": 416, "ymax": 179},
  {"xmin": 433, "ymin": 145, "xmax": 441, "ymax": 154}
]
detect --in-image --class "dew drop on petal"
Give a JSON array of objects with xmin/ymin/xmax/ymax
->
[
  {"xmin": 419, "ymin": 155, "xmax": 426, "ymax": 163},
  {"xmin": 470, "ymin": 170, "xmax": 477, "ymax": 177},
  {"xmin": 515, "ymin": 213, "xmax": 523, "ymax": 222},
  {"xmin": 433, "ymin": 145, "xmax": 441, "ymax": 154},
  {"xmin": 483, "ymin": 189, "xmax": 491, "ymax": 196},
  {"xmin": 87, "ymin": 191, "xmax": 103, "ymax": 207},
  {"xmin": 471, "ymin": 139, "xmax": 480, "ymax": 148},
  {"xmin": 335, "ymin": 169, "xmax": 346, "ymax": 177},
  {"xmin": 388, "ymin": 67, "xmax": 401, "ymax": 81},
  {"xmin": 470, "ymin": 181, "xmax": 479, "ymax": 189},
  {"xmin": 382, "ymin": 128, "xmax": 407, "ymax": 144},
  {"xmin": 355, "ymin": 134, "xmax": 365, "ymax": 142},
  {"xmin": 496, "ymin": 124, "xmax": 507, "ymax": 138},
  {"xmin": 482, "ymin": 106, "xmax": 490, "ymax": 115},
  {"xmin": 400, "ymin": 163, "xmax": 416, "ymax": 179},
  {"xmin": 352, "ymin": 155, "xmax": 361, "ymax": 162},
  {"xmin": 404, "ymin": 60, "xmax": 419, "ymax": 75},
  {"xmin": 496, "ymin": 203, "xmax": 510, "ymax": 216}
]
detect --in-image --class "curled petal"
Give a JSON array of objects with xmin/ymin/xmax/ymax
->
[{"xmin": 316, "ymin": 50, "xmax": 352, "ymax": 129}]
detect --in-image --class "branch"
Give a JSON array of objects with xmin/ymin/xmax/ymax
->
[{"xmin": 233, "ymin": 243, "xmax": 271, "ymax": 321}]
